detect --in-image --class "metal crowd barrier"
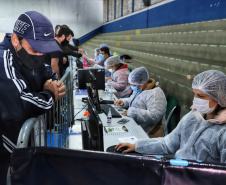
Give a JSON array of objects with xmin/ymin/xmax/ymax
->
[{"xmin": 16, "ymin": 58, "xmax": 74, "ymax": 149}]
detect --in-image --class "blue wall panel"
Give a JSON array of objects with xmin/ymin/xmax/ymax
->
[
  {"xmin": 147, "ymin": 0, "xmax": 226, "ymax": 28},
  {"xmin": 102, "ymin": 0, "xmax": 226, "ymax": 33},
  {"xmin": 102, "ymin": 11, "xmax": 148, "ymax": 33}
]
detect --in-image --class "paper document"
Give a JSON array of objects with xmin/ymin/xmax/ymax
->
[
  {"xmin": 69, "ymin": 125, "xmax": 81, "ymax": 135},
  {"xmin": 104, "ymin": 126, "xmax": 138, "ymax": 136},
  {"xmin": 104, "ymin": 126, "xmax": 128, "ymax": 133},
  {"xmin": 118, "ymin": 136, "xmax": 138, "ymax": 144}
]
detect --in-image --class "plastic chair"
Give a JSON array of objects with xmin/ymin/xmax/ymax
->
[{"xmin": 164, "ymin": 95, "xmax": 181, "ymax": 135}]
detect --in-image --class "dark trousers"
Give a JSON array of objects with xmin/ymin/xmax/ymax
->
[{"xmin": 0, "ymin": 146, "xmax": 10, "ymax": 185}]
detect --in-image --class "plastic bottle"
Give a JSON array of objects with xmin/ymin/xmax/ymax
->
[
  {"xmin": 109, "ymin": 87, "xmax": 113, "ymax": 99},
  {"xmin": 83, "ymin": 110, "xmax": 90, "ymax": 121},
  {"xmin": 107, "ymin": 108, "xmax": 112, "ymax": 125},
  {"xmin": 83, "ymin": 59, "xmax": 88, "ymax": 68}
]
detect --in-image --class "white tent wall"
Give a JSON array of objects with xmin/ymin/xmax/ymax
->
[{"xmin": 0, "ymin": 0, "xmax": 103, "ymax": 39}]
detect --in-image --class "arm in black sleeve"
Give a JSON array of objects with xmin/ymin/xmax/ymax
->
[
  {"xmin": 62, "ymin": 45, "xmax": 82, "ymax": 58},
  {"xmin": 67, "ymin": 43, "xmax": 78, "ymax": 52},
  {"xmin": 1, "ymin": 77, "xmax": 55, "ymax": 120}
]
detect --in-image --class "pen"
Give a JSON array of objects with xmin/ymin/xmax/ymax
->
[{"xmin": 104, "ymin": 126, "xmax": 108, "ymax": 133}]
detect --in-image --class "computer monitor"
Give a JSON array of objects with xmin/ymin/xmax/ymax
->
[
  {"xmin": 86, "ymin": 83, "xmax": 101, "ymax": 113},
  {"xmin": 77, "ymin": 68, "xmax": 105, "ymax": 90},
  {"xmin": 81, "ymin": 96, "xmax": 104, "ymax": 151}
]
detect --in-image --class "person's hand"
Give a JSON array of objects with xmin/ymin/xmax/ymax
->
[
  {"xmin": 63, "ymin": 57, "xmax": 67, "ymax": 64},
  {"xmin": 52, "ymin": 80, "xmax": 66, "ymax": 100},
  {"xmin": 121, "ymin": 110, "xmax": 128, "ymax": 116},
  {"xmin": 79, "ymin": 49, "xmax": 85, "ymax": 54},
  {"xmin": 82, "ymin": 55, "xmax": 87, "ymax": 60},
  {"xmin": 43, "ymin": 79, "xmax": 59, "ymax": 101},
  {"xmin": 115, "ymin": 143, "xmax": 135, "ymax": 153},
  {"xmin": 106, "ymin": 76, "xmax": 111, "ymax": 81},
  {"xmin": 114, "ymin": 100, "xmax": 124, "ymax": 106}
]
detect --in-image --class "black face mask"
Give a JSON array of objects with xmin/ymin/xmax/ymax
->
[
  {"xmin": 17, "ymin": 47, "xmax": 45, "ymax": 70},
  {"xmin": 61, "ymin": 39, "xmax": 69, "ymax": 46}
]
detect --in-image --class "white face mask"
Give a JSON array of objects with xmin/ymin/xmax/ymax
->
[
  {"xmin": 193, "ymin": 97, "xmax": 216, "ymax": 114},
  {"xmin": 108, "ymin": 68, "xmax": 114, "ymax": 73}
]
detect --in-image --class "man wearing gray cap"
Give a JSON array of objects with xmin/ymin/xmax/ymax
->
[{"xmin": 0, "ymin": 11, "xmax": 66, "ymax": 183}]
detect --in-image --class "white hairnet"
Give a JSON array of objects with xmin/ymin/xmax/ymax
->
[
  {"xmin": 100, "ymin": 43, "xmax": 111, "ymax": 49},
  {"xmin": 192, "ymin": 70, "xmax": 226, "ymax": 107},
  {"xmin": 104, "ymin": 55, "xmax": 120, "ymax": 66},
  {"xmin": 94, "ymin": 48, "xmax": 100, "ymax": 53},
  {"xmin": 128, "ymin": 66, "xmax": 149, "ymax": 85}
]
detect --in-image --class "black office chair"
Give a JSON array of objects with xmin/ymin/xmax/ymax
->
[{"xmin": 164, "ymin": 95, "xmax": 181, "ymax": 135}]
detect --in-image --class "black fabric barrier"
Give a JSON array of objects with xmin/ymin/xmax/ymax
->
[
  {"xmin": 9, "ymin": 147, "xmax": 162, "ymax": 185},
  {"xmin": 162, "ymin": 158, "xmax": 226, "ymax": 185},
  {"xmin": 9, "ymin": 147, "xmax": 226, "ymax": 185}
]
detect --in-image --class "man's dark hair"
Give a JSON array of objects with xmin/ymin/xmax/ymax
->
[
  {"xmin": 60, "ymin": 25, "xmax": 74, "ymax": 37},
  {"xmin": 57, "ymin": 27, "xmax": 72, "ymax": 38},
  {"xmin": 100, "ymin": 47, "xmax": 110, "ymax": 55},
  {"xmin": 61, "ymin": 24, "xmax": 69, "ymax": 29},
  {"xmin": 70, "ymin": 29, "xmax": 74, "ymax": 37}
]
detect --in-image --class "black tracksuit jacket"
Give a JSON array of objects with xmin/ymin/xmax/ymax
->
[{"xmin": 0, "ymin": 35, "xmax": 57, "ymax": 154}]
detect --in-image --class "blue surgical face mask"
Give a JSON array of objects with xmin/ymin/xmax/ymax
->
[
  {"xmin": 99, "ymin": 54, "xmax": 105, "ymax": 60},
  {"xmin": 131, "ymin": 86, "xmax": 142, "ymax": 92}
]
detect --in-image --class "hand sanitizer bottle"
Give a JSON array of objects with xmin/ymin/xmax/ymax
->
[{"xmin": 107, "ymin": 108, "xmax": 112, "ymax": 125}]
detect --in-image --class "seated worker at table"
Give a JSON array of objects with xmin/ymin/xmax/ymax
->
[
  {"xmin": 105, "ymin": 56, "xmax": 131, "ymax": 98},
  {"xmin": 115, "ymin": 70, "xmax": 226, "ymax": 164},
  {"xmin": 114, "ymin": 66, "xmax": 167, "ymax": 138},
  {"xmin": 82, "ymin": 46, "xmax": 111, "ymax": 67}
]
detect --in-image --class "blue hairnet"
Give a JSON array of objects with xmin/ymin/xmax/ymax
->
[
  {"xmin": 192, "ymin": 70, "xmax": 226, "ymax": 107},
  {"xmin": 104, "ymin": 56, "xmax": 120, "ymax": 66},
  {"xmin": 94, "ymin": 48, "xmax": 100, "ymax": 53},
  {"xmin": 100, "ymin": 43, "xmax": 111, "ymax": 49},
  {"xmin": 128, "ymin": 66, "xmax": 149, "ymax": 85}
]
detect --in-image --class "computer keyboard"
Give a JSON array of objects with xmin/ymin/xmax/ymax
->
[
  {"xmin": 100, "ymin": 104, "xmax": 122, "ymax": 118},
  {"xmin": 100, "ymin": 100, "xmax": 114, "ymax": 104}
]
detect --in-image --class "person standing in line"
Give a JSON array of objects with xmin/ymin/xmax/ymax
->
[
  {"xmin": 45, "ymin": 26, "xmax": 73, "ymax": 79},
  {"xmin": 0, "ymin": 11, "xmax": 66, "ymax": 184}
]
